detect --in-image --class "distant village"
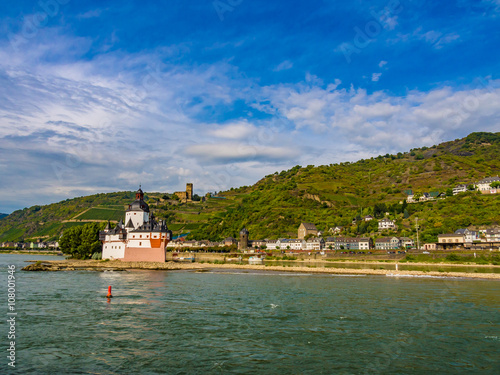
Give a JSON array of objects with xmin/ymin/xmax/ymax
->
[{"xmin": 1, "ymin": 176, "xmax": 499, "ymax": 254}]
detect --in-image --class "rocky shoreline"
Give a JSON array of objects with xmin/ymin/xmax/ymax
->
[{"xmin": 21, "ymin": 259, "xmax": 500, "ymax": 279}]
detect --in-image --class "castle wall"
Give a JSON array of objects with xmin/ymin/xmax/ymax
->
[
  {"xmin": 123, "ymin": 244, "xmax": 166, "ymax": 262},
  {"xmin": 102, "ymin": 241, "xmax": 126, "ymax": 259}
]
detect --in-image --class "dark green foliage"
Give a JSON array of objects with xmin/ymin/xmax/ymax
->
[
  {"xmin": 59, "ymin": 222, "xmax": 105, "ymax": 259},
  {"xmin": 445, "ymin": 254, "xmax": 461, "ymax": 262}
]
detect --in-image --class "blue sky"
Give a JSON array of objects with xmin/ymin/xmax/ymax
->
[{"xmin": 0, "ymin": 0, "xmax": 499, "ymax": 213}]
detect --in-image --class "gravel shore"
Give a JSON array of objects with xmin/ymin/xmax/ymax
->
[{"xmin": 21, "ymin": 259, "xmax": 500, "ymax": 279}]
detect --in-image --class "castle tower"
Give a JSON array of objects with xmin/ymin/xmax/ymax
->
[
  {"xmin": 125, "ymin": 186, "xmax": 150, "ymax": 229},
  {"xmin": 135, "ymin": 186, "xmax": 144, "ymax": 200},
  {"xmin": 186, "ymin": 183, "xmax": 193, "ymax": 201},
  {"xmin": 239, "ymin": 228, "xmax": 249, "ymax": 250}
]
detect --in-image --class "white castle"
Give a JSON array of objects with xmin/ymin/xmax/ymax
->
[{"xmin": 100, "ymin": 187, "xmax": 172, "ymax": 262}]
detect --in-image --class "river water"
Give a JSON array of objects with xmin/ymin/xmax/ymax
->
[{"xmin": 2, "ymin": 254, "xmax": 499, "ymax": 374}]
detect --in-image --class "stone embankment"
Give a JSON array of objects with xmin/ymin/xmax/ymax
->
[{"xmin": 21, "ymin": 260, "xmax": 500, "ymax": 279}]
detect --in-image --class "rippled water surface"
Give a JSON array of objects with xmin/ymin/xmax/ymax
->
[{"xmin": 2, "ymin": 254, "xmax": 499, "ymax": 374}]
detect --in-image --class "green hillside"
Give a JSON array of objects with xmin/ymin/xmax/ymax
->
[
  {"xmin": 1, "ymin": 132, "xmax": 499, "ymax": 244},
  {"xmin": 188, "ymin": 131, "xmax": 500, "ymax": 242}
]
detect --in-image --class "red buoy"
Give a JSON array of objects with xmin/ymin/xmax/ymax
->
[{"xmin": 107, "ymin": 285, "xmax": 113, "ymax": 298}]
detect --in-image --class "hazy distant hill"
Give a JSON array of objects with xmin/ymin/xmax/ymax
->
[{"xmin": 0, "ymin": 132, "xmax": 499, "ymax": 243}]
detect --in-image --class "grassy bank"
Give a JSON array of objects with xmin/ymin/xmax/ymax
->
[{"xmin": 401, "ymin": 253, "xmax": 500, "ymax": 265}]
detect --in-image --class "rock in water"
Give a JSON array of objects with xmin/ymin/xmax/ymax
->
[{"xmin": 22, "ymin": 262, "xmax": 54, "ymax": 271}]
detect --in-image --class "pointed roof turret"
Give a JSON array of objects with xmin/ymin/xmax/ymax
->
[
  {"xmin": 105, "ymin": 221, "xmax": 111, "ymax": 231},
  {"xmin": 125, "ymin": 218, "xmax": 134, "ymax": 229}
]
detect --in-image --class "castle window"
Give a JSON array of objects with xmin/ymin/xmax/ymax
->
[
  {"xmin": 139, "ymin": 242, "xmax": 142, "ymax": 246},
  {"xmin": 140, "ymin": 235, "xmax": 142, "ymax": 238}
]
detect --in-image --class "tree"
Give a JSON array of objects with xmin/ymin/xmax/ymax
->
[
  {"xmin": 59, "ymin": 222, "xmax": 105, "ymax": 259},
  {"xmin": 490, "ymin": 181, "xmax": 500, "ymax": 188},
  {"xmin": 446, "ymin": 188, "xmax": 453, "ymax": 197},
  {"xmin": 401, "ymin": 199, "xmax": 408, "ymax": 213},
  {"xmin": 373, "ymin": 203, "xmax": 387, "ymax": 218}
]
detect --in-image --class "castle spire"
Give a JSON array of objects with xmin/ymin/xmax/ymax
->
[{"xmin": 135, "ymin": 185, "xmax": 144, "ymax": 200}]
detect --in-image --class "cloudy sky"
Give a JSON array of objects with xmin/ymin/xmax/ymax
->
[{"xmin": 0, "ymin": 0, "xmax": 499, "ymax": 213}]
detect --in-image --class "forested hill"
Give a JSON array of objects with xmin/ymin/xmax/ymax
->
[
  {"xmin": 188, "ymin": 131, "xmax": 500, "ymax": 242},
  {"xmin": 0, "ymin": 132, "xmax": 499, "ymax": 243}
]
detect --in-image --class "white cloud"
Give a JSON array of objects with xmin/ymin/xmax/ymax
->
[
  {"xmin": 185, "ymin": 143, "xmax": 297, "ymax": 164},
  {"xmin": 260, "ymin": 78, "xmax": 500, "ymax": 154},
  {"xmin": 371, "ymin": 73, "xmax": 382, "ymax": 82},
  {"xmin": 208, "ymin": 121, "xmax": 257, "ymax": 139},
  {"xmin": 378, "ymin": 60, "xmax": 387, "ymax": 68},
  {"xmin": 274, "ymin": 60, "xmax": 293, "ymax": 71},
  {"xmin": 390, "ymin": 27, "xmax": 461, "ymax": 49}
]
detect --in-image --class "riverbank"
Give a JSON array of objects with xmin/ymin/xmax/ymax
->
[
  {"xmin": 1, "ymin": 250, "xmax": 61, "ymax": 255},
  {"xmin": 21, "ymin": 259, "xmax": 500, "ymax": 279}
]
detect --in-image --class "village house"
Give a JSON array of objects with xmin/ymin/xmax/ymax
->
[
  {"xmin": 251, "ymin": 240, "xmax": 267, "ymax": 249},
  {"xmin": 475, "ymin": 176, "xmax": 500, "ymax": 191},
  {"xmin": 305, "ymin": 237, "xmax": 324, "ymax": 251},
  {"xmin": 324, "ymin": 237, "xmax": 336, "ymax": 250},
  {"xmin": 423, "ymin": 243, "xmax": 436, "ymax": 251},
  {"xmin": 399, "ymin": 237, "xmax": 415, "ymax": 249},
  {"xmin": 375, "ymin": 237, "xmax": 400, "ymax": 250},
  {"xmin": 363, "ymin": 215, "xmax": 374, "ymax": 222},
  {"xmin": 266, "ymin": 239, "xmax": 280, "ymax": 250},
  {"xmin": 329, "ymin": 226, "xmax": 343, "ymax": 234},
  {"xmin": 378, "ymin": 218, "xmax": 396, "ymax": 231},
  {"xmin": 358, "ymin": 237, "xmax": 373, "ymax": 250},
  {"xmin": 437, "ymin": 233, "xmax": 465, "ymax": 249},
  {"xmin": 453, "ymin": 184, "xmax": 468, "ymax": 195},
  {"xmin": 455, "ymin": 228, "xmax": 479, "ymax": 243},
  {"xmin": 298, "ymin": 222, "xmax": 318, "ymax": 239},
  {"xmin": 430, "ymin": 191, "xmax": 445, "ymax": 199},
  {"xmin": 484, "ymin": 228, "xmax": 500, "ymax": 243},
  {"xmin": 333, "ymin": 237, "xmax": 364, "ymax": 250},
  {"xmin": 224, "ymin": 237, "xmax": 237, "ymax": 246},
  {"xmin": 287, "ymin": 239, "xmax": 305, "ymax": 250},
  {"xmin": 419, "ymin": 192, "xmax": 433, "ymax": 202}
]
